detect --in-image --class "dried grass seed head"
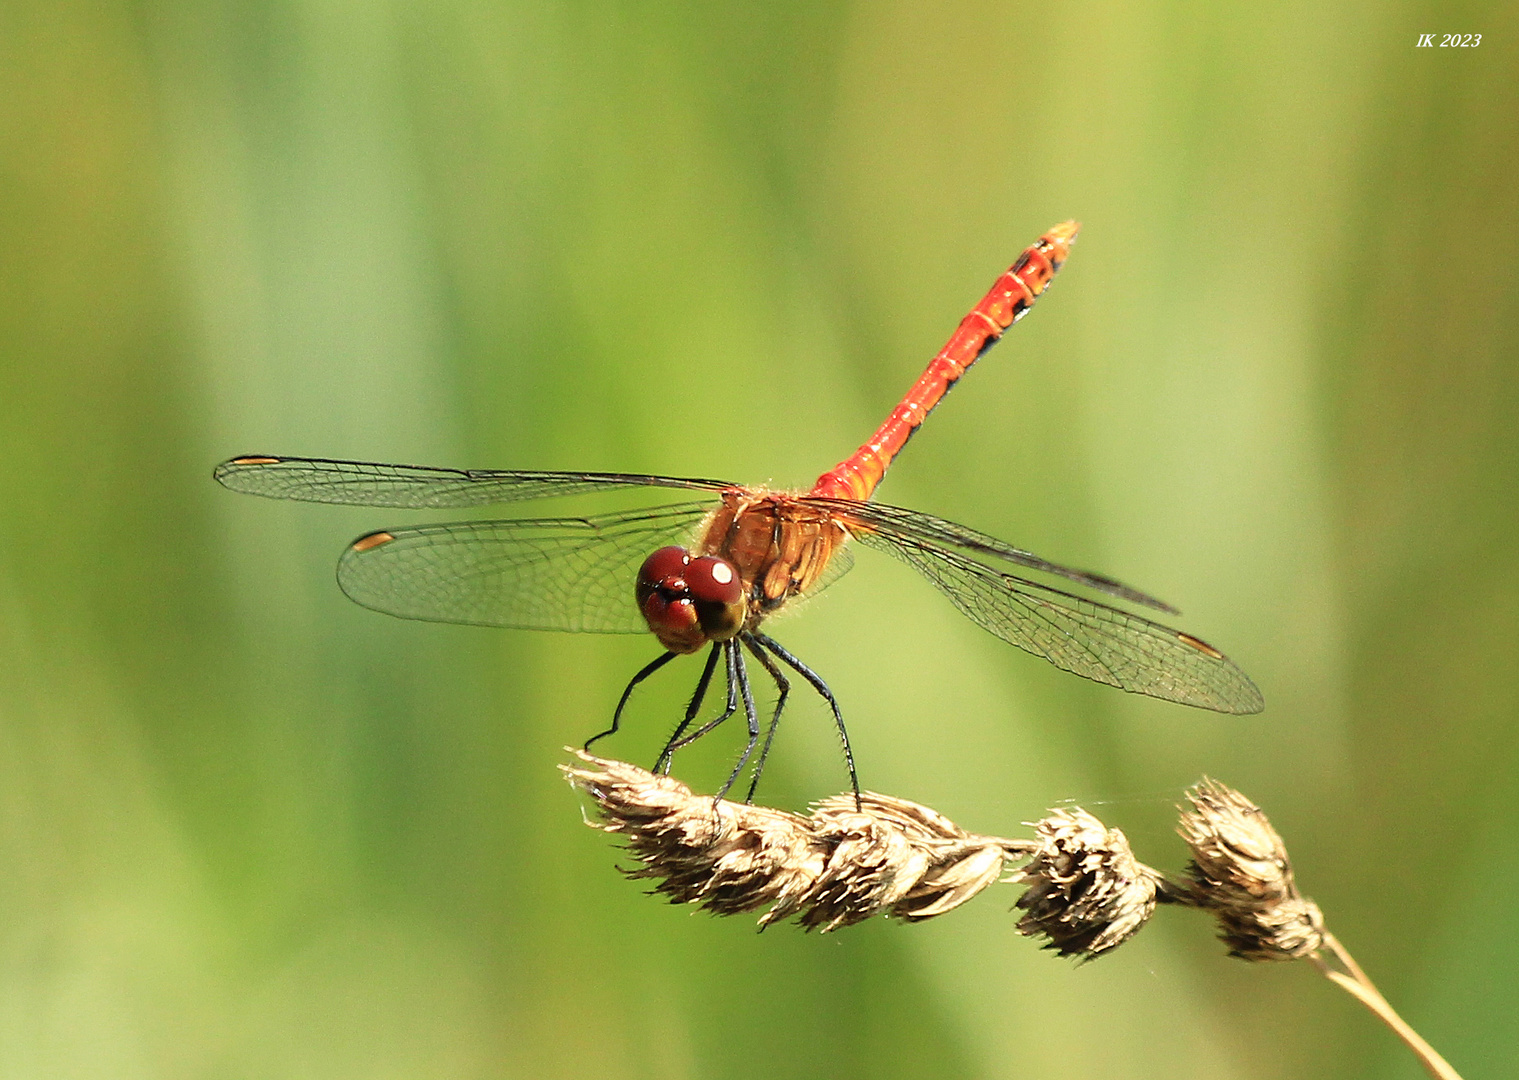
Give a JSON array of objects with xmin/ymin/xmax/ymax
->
[
  {"xmin": 563, "ymin": 753, "xmax": 823, "ymax": 916},
  {"xmin": 1216, "ymin": 896, "xmax": 1327, "ymax": 961},
  {"xmin": 1179, "ymin": 778, "xmax": 1295, "ymax": 902},
  {"xmin": 1176, "ymin": 778, "xmax": 1325, "ymax": 960},
  {"xmin": 564, "ymin": 752, "xmax": 1025, "ymax": 931},
  {"xmin": 782, "ymin": 803, "xmax": 930, "ymax": 930},
  {"xmin": 1015, "ymin": 807, "xmax": 1161, "ymax": 959},
  {"xmin": 806, "ymin": 793, "xmax": 1029, "ymax": 927}
]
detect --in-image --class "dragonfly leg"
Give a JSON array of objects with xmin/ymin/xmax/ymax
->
[
  {"xmin": 663, "ymin": 641, "xmax": 740, "ymax": 754},
  {"xmin": 754, "ymin": 632, "xmax": 861, "ymax": 808},
  {"xmin": 714, "ymin": 644, "xmax": 760, "ymax": 803},
  {"xmin": 655, "ymin": 643, "xmax": 723, "ymax": 774},
  {"xmin": 585, "ymin": 650, "xmax": 677, "ymax": 751},
  {"xmin": 740, "ymin": 633, "xmax": 790, "ymax": 803}
]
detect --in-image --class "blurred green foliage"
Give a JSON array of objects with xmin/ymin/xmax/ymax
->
[{"xmin": 1, "ymin": 2, "xmax": 1516, "ymax": 1077}]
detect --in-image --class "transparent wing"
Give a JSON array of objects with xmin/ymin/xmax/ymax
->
[
  {"xmin": 336, "ymin": 502, "xmax": 715, "ymax": 631},
  {"xmin": 809, "ymin": 497, "xmax": 1178, "ymax": 614},
  {"xmin": 805, "ymin": 543, "xmax": 854, "ymax": 598},
  {"xmin": 853, "ymin": 529, "xmax": 1263, "ymax": 714},
  {"xmin": 215, "ymin": 455, "xmax": 733, "ymax": 509}
]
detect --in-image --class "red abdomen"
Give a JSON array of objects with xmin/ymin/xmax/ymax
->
[{"xmin": 811, "ymin": 221, "xmax": 1079, "ymax": 503}]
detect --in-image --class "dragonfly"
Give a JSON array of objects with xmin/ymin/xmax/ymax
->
[{"xmin": 216, "ymin": 221, "xmax": 1263, "ymax": 803}]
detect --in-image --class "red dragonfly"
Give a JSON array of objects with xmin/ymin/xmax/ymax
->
[{"xmin": 216, "ymin": 222, "xmax": 1262, "ymax": 801}]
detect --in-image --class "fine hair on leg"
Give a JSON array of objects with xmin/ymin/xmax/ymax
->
[
  {"xmin": 586, "ymin": 650, "xmax": 676, "ymax": 750},
  {"xmin": 714, "ymin": 644, "xmax": 760, "ymax": 802},
  {"xmin": 655, "ymin": 643, "xmax": 722, "ymax": 774},
  {"xmin": 753, "ymin": 632, "xmax": 860, "ymax": 806},
  {"xmin": 740, "ymin": 632, "xmax": 790, "ymax": 803},
  {"xmin": 663, "ymin": 640, "xmax": 740, "ymax": 758}
]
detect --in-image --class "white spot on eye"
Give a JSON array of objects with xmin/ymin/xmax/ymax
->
[{"xmin": 711, "ymin": 562, "xmax": 734, "ymax": 584}]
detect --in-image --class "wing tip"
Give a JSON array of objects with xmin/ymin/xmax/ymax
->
[
  {"xmin": 1174, "ymin": 633, "xmax": 1266, "ymax": 714},
  {"xmin": 1229, "ymin": 684, "xmax": 1267, "ymax": 715},
  {"xmin": 1111, "ymin": 581, "xmax": 1180, "ymax": 616},
  {"xmin": 213, "ymin": 455, "xmax": 283, "ymax": 487}
]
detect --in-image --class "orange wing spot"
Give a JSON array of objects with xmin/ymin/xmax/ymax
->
[
  {"xmin": 351, "ymin": 531, "xmax": 396, "ymax": 553},
  {"xmin": 1176, "ymin": 632, "xmax": 1224, "ymax": 659},
  {"xmin": 230, "ymin": 456, "xmax": 281, "ymax": 465}
]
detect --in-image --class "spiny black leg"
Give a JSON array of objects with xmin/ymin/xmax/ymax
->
[
  {"xmin": 656, "ymin": 643, "xmax": 722, "ymax": 774},
  {"xmin": 754, "ymin": 632, "xmax": 861, "ymax": 808},
  {"xmin": 585, "ymin": 650, "xmax": 676, "ymax": 751},
  {"xmin": 665, "ymin": 641, "xmax": 740, "ymax": 753},
  {"xmin": 740, "ymin": 633, "xmax": 790, "ymax": 803},
  {"xmin": 715, "ymin": 642, "xmax": 760, "ymax": 802}
]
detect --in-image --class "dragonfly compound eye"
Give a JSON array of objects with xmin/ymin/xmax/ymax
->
[
  {"xmin": 684, "ymin": 555, "xmax": 744, "ymax": 640},
  {"xmin": 636, "ymin": 546, "xmax": 707, "ymax": 654}
]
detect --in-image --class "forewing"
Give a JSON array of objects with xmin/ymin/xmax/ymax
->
[
  {"xmin": 853, "ymin": 530, "xmax": 1263, "ymax": 714},
  {"xmin": 337, "ymin": 502, "xmax": 714, "ymax": 632},
  {"xmin": 215, "ymin": 455, "xmax": 732, "ymax": 508},
  {"xmin": 812, "ymin": 497, "xmax": 1178, "ymax": 614}
]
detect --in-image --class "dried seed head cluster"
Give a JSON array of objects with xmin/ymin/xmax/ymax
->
[
  {"xmin": 1176, "ymin": 778, "xmax": 1325, "ymax": 960},
  {"xmin": 562, "ymin": 758, "xmax": 1322, "ymax": 963},
  {"xmin": 804, "ymin": 793, "xmax": 1020, "ymax": 927},
  {"xmin": 564, "ymin": 755, "xmax": 821, "ymax": 917},
  {"xmin": 562, "ymin": 757, "xmax": 1462, "ymax": 1080},
  {"xmin": 563, "ymin": 752, "xmax": 1031, "ymax": 931},
  {"xmin": 1014, "ymin": 808, "xmax": 1163, "ymax": 958}
]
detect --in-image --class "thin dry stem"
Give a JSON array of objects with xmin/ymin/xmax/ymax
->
[
  {"xmin": 1310, "ymin": 933, "xmax": 1464, "ymax": 1080},
  {"xmin": 1175, "ymin": 779, "xmax": 1463, "ymax": 1079}
]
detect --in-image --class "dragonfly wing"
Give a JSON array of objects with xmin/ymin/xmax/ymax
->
[
  {"xmin": 336, "ymin": 502, "xmax": 714, "ymax": 632},
  {"xmin": 814, "ymin": 498, "xmax": 1179, "ymax": 614},
  {"xmin": 215, "ymin": 455, "xmax": 733, "ymax": 508},
  {"xmin": 804, "ymin": 542, "xmax": 854, "ymax": 597},
  {"xmin": 853, "ymin": 530, "xmax": 1263, "ymax": 714}
]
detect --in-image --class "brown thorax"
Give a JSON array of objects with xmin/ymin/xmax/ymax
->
[{"xmin": 698, "ymin": 489, "xmax": 850, "ymax": 627}]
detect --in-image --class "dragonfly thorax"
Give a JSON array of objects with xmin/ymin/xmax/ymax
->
[
  {"xmin": 696, "ymin": 490, "xmax": 850, "ymax": 622},
  {"xmin": 636, "ymin": 546, "xmax": 745, "ymax": 654}
]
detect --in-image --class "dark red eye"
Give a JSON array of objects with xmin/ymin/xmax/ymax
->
[
  {"xmin": 634, "ymin": 547, "xmax": 744, "ymax": 651},
  {"xmin": 637, "ymin": 546, "xmax": 690, "ymax": 596},
  {"xmin": 683, "ymin": 555, "xmax": 742, "ymax": 607},
  {"xmin": 635, "ymin": 546, "xmax": 703, "ymax": 653},
  {"xmin": 686, "ymin": 555, "xmax": 743, "ymax": 640}
]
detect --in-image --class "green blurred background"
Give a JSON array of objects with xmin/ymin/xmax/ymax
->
[{"xmin": 2, "ymin": 2, "xmax": 1515, "ymax": 1077}]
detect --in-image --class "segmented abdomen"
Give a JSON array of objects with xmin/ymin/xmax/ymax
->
[{"xmin": 810, "ymin": 220, "xmax": 1079, "ymax": 503}]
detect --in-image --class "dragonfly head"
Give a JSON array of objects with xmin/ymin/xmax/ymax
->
[{"xmin": 636, "ymin": 546, "xmax": 744, "ymax": 653}]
